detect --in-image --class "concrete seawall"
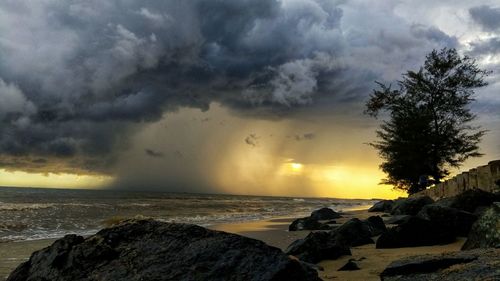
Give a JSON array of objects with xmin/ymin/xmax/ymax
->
[{"xmin": 413, "ymin": 160, "xmax": 500, "ymax": 200}]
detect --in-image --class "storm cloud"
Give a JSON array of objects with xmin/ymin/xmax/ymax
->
[{"xmin": 0, "ymin": 0, "xmax": 498, "ymax": 178}]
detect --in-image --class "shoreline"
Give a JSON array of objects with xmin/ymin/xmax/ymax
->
[{"xmin": 0, "ymin": 209, "xmax": 467, "ymax": 281}]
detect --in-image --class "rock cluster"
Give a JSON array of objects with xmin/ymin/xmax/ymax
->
[
  {"xmin": 286, "ymin": 216, "xmax": 384, "ymax": 263},
  {"xmin": 288, "ymin": 207, "xmax": 341, "ymax": 231}
]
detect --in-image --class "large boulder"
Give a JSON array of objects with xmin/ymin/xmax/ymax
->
[
  {"xmin": 380, "ymin": 248, "xmax": 500, "ymax": 281},
  {"xmin": 286, "ymin": 218, "xmax": 375, "ymax": 264},
  {"xmin": 376, "ymin": 217, "xmax": 455, "ymax": 248},
  {"xmin": 384, "ymin": 215, "xmax": 411, "ymax": 225},
  {"xmin": 449, "ymin": 189, "xmax": 499, "ymax": 213},
  {"xmin": 310, "ymin": 208, "xmax": 342, "ymax": 220},
  {"xmin": 391, "ymin": 196, "xmax": 434, "ymax": 216},
  {"xmin": 368, "ymin": 200, "xmax": 394, "ymax": 213},
  {"xmin": 7, "ymin": 220, "xmax": 320, "ymax": 281},
  {"xmin": 417, "ymin": 204, "xmax": 477, "ymax": 236},
  {"xmin": 332, "ymin": 218, "xmax": 374, "ymax": 247},
  {"xmin": 289, "ymin": 217, "xmax": 331, "ymax": 231},
  {"xmin": 285, "ymin": 231, "xmax": 351, "ymax": 264},
  {"xmin": 363, "ymin": 216, "xmax": 386, "ymax": 236},
  {"xmin": 461, "ymin": 202, "xmax": 500, "ymax": 250}
]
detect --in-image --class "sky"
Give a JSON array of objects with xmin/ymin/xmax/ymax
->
[{"xmin": 0, "ymin": 0, "xmax": 499, "ymax": 199}]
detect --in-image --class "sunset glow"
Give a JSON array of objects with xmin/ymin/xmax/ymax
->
[{"xmin": 0, "ymin": 170, "xmax": 113, "ymax": 189}]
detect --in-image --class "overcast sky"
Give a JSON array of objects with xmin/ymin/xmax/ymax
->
[{"xmin": 0, "ymin": 0, "xmax": 498, "ymax": 198}]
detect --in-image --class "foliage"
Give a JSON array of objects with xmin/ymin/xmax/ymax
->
[{"xmin": 365, "ymin": 48, "xmax": 490, "ymax": 194}]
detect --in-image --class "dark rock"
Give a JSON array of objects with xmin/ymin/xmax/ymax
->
[
  {"xmin": 391, "ymin": 196, "xmax": 434, "ymax": 216},
  {"xmin": 461, "ymin": 202, "xmax": 500, "ymax": 250},
  {"xmin": 286, "ymin": 218, "xmax": 375, "ymax": 264},
  {"xmin": 338, "ymin": 260, "xmax": 360, "ymax": 271},
  {"xmin": 285, "ymin": 231, "xmax": 351, "ymax": 264},
  {"xmin": 310, "ymin": 208, "xmax": 342, "ymax": 220},
  {"xmin": 289, "ymin": 217, "xmax": 331, "ymax": 231},
  {"xmin": 472, "ymin": 205, "xmax": 489, "ymax": 217},
  {"xmin": 417, "ymin": 204, "xmax": 477, "ymax": 236},
  {"xmin": 363, "ymin": 216, "xmax": 386, "ymax": 236},
  {"xmin": 325, "ymin": 220, "xmax": 337, "ymax": 224},
  {"xmin": 384, "ymin": 215, "xmax": 411, "ymax": 225},
  {"xmin": 381, "ymin": 214, "xmax": 390, "ymax": 217},
  {"xmin": 449, "ymin": 189, "xmax": 499, "ymax": 213},
  {"xmin": 432, "ymin": 197, "xmax": 454, "ymax": 208},
  {"xmin": 332, "ymin": 218, "xmax": 374, "ymax": 247},
  {"xmin": 376, "ymin": 217, "xmax": 455, "ymax": 248},
  {"xmin": 380, "ymin": 248, "xmax": 500, "ymax": 281},
  {"xmin": 8, "ymin": 220, "xmax": 320, "ymax": 281},
  {"xmin": 368, "ymin": 200, "xmax": 394, "ymax": 213}
]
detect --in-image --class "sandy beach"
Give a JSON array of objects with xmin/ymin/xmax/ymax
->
[{"xmin": 0, "ymin": 209, "xmax": 467, "ymax": 281}]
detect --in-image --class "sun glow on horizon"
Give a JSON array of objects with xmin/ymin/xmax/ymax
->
[{"xmin": 0, "ymin": 169, "xmax": 114, "ymax": 189}]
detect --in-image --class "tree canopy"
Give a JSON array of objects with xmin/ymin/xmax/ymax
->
[{"xmin": 365, "ymin": 48, "xmax": 490, "ymax": 194}]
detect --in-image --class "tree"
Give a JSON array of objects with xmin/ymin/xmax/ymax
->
[{"xmin": 365, "ymin": 48, "xmax": 490, "ymax": 194}]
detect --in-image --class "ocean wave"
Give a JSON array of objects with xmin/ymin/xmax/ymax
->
[{"xmin": 0, "ymin": 203, "xmax": 57, "ymax": 211}]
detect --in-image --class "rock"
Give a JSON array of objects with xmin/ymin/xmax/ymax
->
[
  {"xmin": 376, "ymin": 217, "xmax": 455, "ymax": 248},
  {"xmin": 289, "ymin": 217, "xmax": 332, "ymax": 231},
  {"xmin": 285, "ymin": 231, "xmax": 351, "ymax": 264},
  {"xmin": 417, "ymin": 204, "xmax": 477, "ymax": 236},
  {"xmin": 310, "ymin": 208, "xmax": 342, "ymax": 220},
  {"xmin": 384, "ymin": 215, "xmax": 411, "ymax": 225},
  {"xmin": 338, "ymin": 260, "xmax": 360, "ymax": 271},
  {"xmin": 461, "ymin": 202, "xmax": 500, "ymax": 250},
  {"xmin": 286, "ymin": 218, "xmax": 375, "ymax": 264},
  {"xmin": 325, "ymin": 220, "xmax": 337, "ymax": 224},
  {"xmin": 363, "ymin": 216, "xmax": 386, "ymax": 236},
  {"xmin": 332, "ymin": 218, "xmax": 374, "ymax": 247},
  {"xmin": 449, "ymin": 189, "xmax": 499, "ymax": 213},
  {"xmin": 380, "ymin": 248, "xmax": 500, "ymax": 281},
  {"xmin": 7, "ymin": 220, "xmax": 320, "ymax": 281},
  {"xmin": 391, "ymin": 196, "xmax": 434, "ymax": 216},
  {"xmin": 368, "ymin": 200, "xmax": 394, "ymax": 213}
]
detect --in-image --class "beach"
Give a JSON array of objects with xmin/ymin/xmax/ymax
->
[{"xmin": 1, "ymin": 209, "xmax": 467, "ymax": 281}]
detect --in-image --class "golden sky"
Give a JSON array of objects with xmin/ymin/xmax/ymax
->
[{"xmin": 1, "ymin": 102, "xmax": 497, "ymax": 199}]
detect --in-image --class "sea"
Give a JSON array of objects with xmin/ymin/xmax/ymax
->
[{"xmin": 0, "ymin": 186, "xmax": 378, "ymax": 242}]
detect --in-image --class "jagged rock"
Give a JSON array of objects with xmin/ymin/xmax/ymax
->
[
  {"xmin": 285, "ymin": 231, "xmax": 351, "ymax": 264},
  {"xmin": 384, "ymin": 215, "xmax": 411, "ymax": 225},
  {"xmin": 376, "ymin": 217, "xmax": 455, "ymax": 248},
  {"xmin": 391, "ymin": 196, "xmax": 434, "ymax": 216},
  {"xmin": 462, "ymin": 202, "xmax": 500, "ymax": 250},
  {"xmin": 310, "ymin": 208, "xmax": 342, "ymax": 220},
  {"xmin": 363, "ymin": 216, "xmax": 386, "ymax": 236},
  {"xmin": 338, "ymin": 260, "xmax": 360, "ymax": 271},
  {"xmin": 380, "ymin": 248, "xmax": 500, "ymax": 281},
  {"xmin": 289, "ymin": 217, "xmax": 332, "ymax": 231},
  {"xmin": 449, "ymin": 189, "xmax": 499, "ymax": 213},
  {"xmin": 332, "ymin": 218, "xmax": 374, "ymax": 246},
  {"xmin": 417, "ymin": 204, "xmax": 477, "ymax": 236},
  {"xmin": 368, "ymin": 200, "xmax": 394, "ymax": 213},
  {"xmin": 7, "ymin": 220, "xmax": 321, "ymax": 281}
]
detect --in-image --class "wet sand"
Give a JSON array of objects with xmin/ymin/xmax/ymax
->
[
  {"xmin": 0, "ymin": 239, "xmax": 55, "ymax": 280},
  {"xmin": 0, "ymin": 209, "xmax": 466, "ymax": 281}
]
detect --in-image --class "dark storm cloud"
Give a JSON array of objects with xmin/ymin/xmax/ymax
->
[
  {"xmin": 469, "ymin": 5, "xmax": 500, "ymax": 31},
  {"xmin": 0, "ymin": 0, "xmax": 466, "ymax": 174},
  {"xmin": 244, "ymin": 134, "xmax": 259, "ymax": 147},
  {"xmin": 294, "ymin": 133, "xmax": 316, "ymax": 141},
  {"xmin": 145, "ymin": 149, "xmax": 164, "ymax": 158},
  {"xmin": 470, "ymin": 37, "xmax": 500, "ymax": 56}
]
